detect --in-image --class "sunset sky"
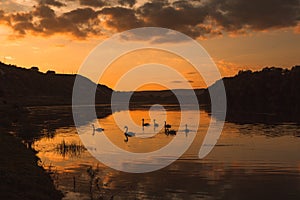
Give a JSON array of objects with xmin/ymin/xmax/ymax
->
[{"xmin": 0, "ymin": 0, "xmax": 299, "ymax": 90}]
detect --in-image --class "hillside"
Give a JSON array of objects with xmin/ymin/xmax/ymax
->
[
  {"xmin": 1, "ymin": 62, "xmax": 299, "ymax": 122},
  {"xmin": 204, "ymin": 66, "xmax": 300, "ymax": 122},
  {"xmin": 0, "ymin": 62, "xmax": 112, "ymax": 106}
]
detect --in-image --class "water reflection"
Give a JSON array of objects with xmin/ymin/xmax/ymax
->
[{"xmin": 11, "ymin": 105, "xmax": 300, "ymax": 199}]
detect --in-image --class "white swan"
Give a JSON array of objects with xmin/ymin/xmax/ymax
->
[
  {"xmin": 92, "ymin": 124, "xmax": 104, "ymax": 134},
  {"xmin": 184, "ymin": 124, "xmax": 190, "ymax": 134},
  {"xmin": 124, "ymin": 126, "xmax": 135, "ymax": 142}
]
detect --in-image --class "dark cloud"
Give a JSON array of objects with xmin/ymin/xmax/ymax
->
[
  {"xmin": 134, "ymin": 0, "xmax": 300, "ymax": 38},
  {"xmin": 170, "ymin": 80, "xmax": 194, "ymax": 84},
  {"xmin": 6, "ymin": 12, "xmax": 36, "ymax": 35},
  {"xmin": 0, "ymin": 10, "xmax": 4, "ymax": 19},
  {"xmin": 62, "ymin": 7, "xmax": 99, "ymax": 24},
  {"xmin": 13, "ymin": 22, "xmax": 38, "ymax": 35},
  {"xmin": 171, "ymin": 80, "xmax": 185, "ymax": 84},
  {"xmin": 172, "ymin": 0, "xmax": 202, "ymax": 9},
  {"xmin": 42, "ymin": 7, "xmax": 101, "ymax": 37},
  {"xmin": 149, "ymin": 0, "xmax": 169, "ymax": 4},
  {"xmin": 79, "ymin": 0, "xmax": 106, "ymax": 8},
  {"xmin": 33, "ymin": 4, "xmax": 56, "ymax": 19},
  {"xmin": 10, "ymin": 12, "xmax": 33, "ymax": 22},
  {"xmin": 136, "ymin": 1, "xmax": 213, "ymax": 38},
  {"xmin": 39, "ymin": 0, "xmax": 66, "ymax": 7},
  {"xmin": 118, "ymin": 0, "xmax": 136, "ymax": 7},
  {"xmin": 4, "ymin": 5, "xmax": 101, "ymax": 38},
  {"xmin": 100, "ymin": 7, "xmax": 143, "ymax": 31},
  {"xmin": 1, "ymin": 0, "xmax": 299, "ymax": 40},
  {"xmin": 208, "ymin": 0, "xmax": 300, "ymax": 32},
  {"xmin": 187, "ymin": 71, "xmax": 197, "ymax": 75}
]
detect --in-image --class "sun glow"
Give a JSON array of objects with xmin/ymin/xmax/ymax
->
[{"xmin": 99, "ymin": 49, "xmax": 207, "ymax": 91}]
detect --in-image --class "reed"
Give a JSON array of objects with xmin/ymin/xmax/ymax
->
[{"xmin": 56, "ymin": 139, "xmax": 86, "ymax": 158}]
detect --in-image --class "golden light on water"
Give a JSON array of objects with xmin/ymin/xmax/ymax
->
[
  {"xmin": 26, "ymin": 106, "xmax": 300, "ymax": 199},
  {"xmin": 34, "ymin": 108, "xmax": 300, "ymax": 171}
]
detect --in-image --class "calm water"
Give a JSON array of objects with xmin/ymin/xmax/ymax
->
[{"xmin": 18, "ymin": 106, "xmax": 300, "ymax": 199}]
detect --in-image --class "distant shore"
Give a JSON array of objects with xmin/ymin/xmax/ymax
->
[{"xmin": 1, "ymin": 62, "xmax": 300, "ymax": 123}]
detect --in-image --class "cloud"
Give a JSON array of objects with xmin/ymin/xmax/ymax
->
[
  {"xmin": 169, "ymin": 80, "xmax": 195, "ymax": 85},
  {"xmin": 295, "ymin": 23, "xmax": 300, "ymax": 33},
  {"xmin": 6, "ymin": 11, "xmax": 36, "ymax": 35},
  {"xmin": 33, "ymin": 4, "xmax": 56, "ymax": 19},
  {"xmin": 39, "ymin": 0, "xmax": 66, "ymax": 7},
  {"xmin": 118, "ymin": 0, "xmax": 136, "ymax": 7},
  {"xmin": 215, "ymin": 60, "xmax": 256, "ymax": 77},
  {"xmin": 150, "ymin": 30, "xmax": 191, "ymax": 43},
  {"xmin": 3, "ymin": 4, "xmax": 101, "ymax": 38},
  {"xmin": 100, "ymin": 7, "xmax": 143, "ymax": 31},
  {"xmin": 0, "ymin": 10, "xmax": 5, "ymax": 19},
  {"xmin": 135, "ymin": 1, "xmax": 221, "ymax": 39},
  {"xmin": 138, "ymin": 1, "xmax": 207, "ymax": 28},
  {"xmin": 0, "ymin": 1, "xmax": 33, "ymax": 12},
  {"xmin": 171, "ymin": 80, "xmax": 184, "ymax": 84},
  {"xmin": 78, "ymin": 0, "xmax": 106, "ymax": 8},
  {"xmin": 44, "ymin": 7, "xmax": 101, "ymax": 37},
  {"xmin": 134, "ymin": 0, "xmax": 300, "ymax": 38},
  {"xmin": 118, "ymin": 28, "xmax": 191, "ymax": 44},
  {"xmin": 62, "ymin": 7, "xmax": 99, "ymax": 24},
  {"xmin": 4, "ymin": 56, "xmax": 14, "ymax": 60},
  {"xmin": 208, "ymin": 0, "xmax": 300, "ymax": 32},
  {"xmin": 0, "ymin": 0, "xmax": 299, "ymax": 40},
  {"xmin": 187, "ymin": 71, "xmax": 197, "ymax": 75}
]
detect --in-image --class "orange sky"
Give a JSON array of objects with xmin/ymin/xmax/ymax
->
[{"xmin": 0, "ymin": 0, "xmax": 299, "ymax": 90}]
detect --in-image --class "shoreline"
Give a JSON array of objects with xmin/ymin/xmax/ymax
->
[{"xmin": 0, "ymin": 106, "xmax": 63, "ymax": 200}]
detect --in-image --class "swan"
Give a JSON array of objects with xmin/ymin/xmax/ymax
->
[
  {"xmin": 124, "ymin": 126, "xmax": 135, "ymax": 142},
  {"xmin": 184, "ymin": 124, "xmax": 190, "ymax": 134},
  {"xmin": 153, "ymin": 119, "xmax": 159, "ymax": 127},
  {"xmin": 164, "ymin": 121, "xmax": 171, "ymax": 129},
  {"xmin": 92, "ymin": 124, "xmax": 104, "ymax": 135},
  {"xmin": 142, "ymin": 118, "xmax": 150, "ymax": 127}
]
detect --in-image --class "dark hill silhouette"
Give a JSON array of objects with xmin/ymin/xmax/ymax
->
[
  {"xmin": 203, "ymin": 66, "xmax": 300, "ymax": 122},
  {"xmin": 1, "ymin": 62, "xmax": 299, "ymax": 122},
  {"xmin": 0, "ymin": 62, "xmax": 112, "ymax": 106}
]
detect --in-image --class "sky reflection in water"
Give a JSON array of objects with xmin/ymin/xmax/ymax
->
[{"xmin": 31, "ymin": 107, "xmax": 300, "ymax": 200}]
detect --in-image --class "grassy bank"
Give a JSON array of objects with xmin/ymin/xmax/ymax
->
[{"xmin": 0, "ymin": 126, "xmax": 63, "ymax": 200}]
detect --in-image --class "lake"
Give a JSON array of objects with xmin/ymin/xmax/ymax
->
[{"xmin": 15, "ymin": 105, "xmax": 300, "ymax": 200}]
